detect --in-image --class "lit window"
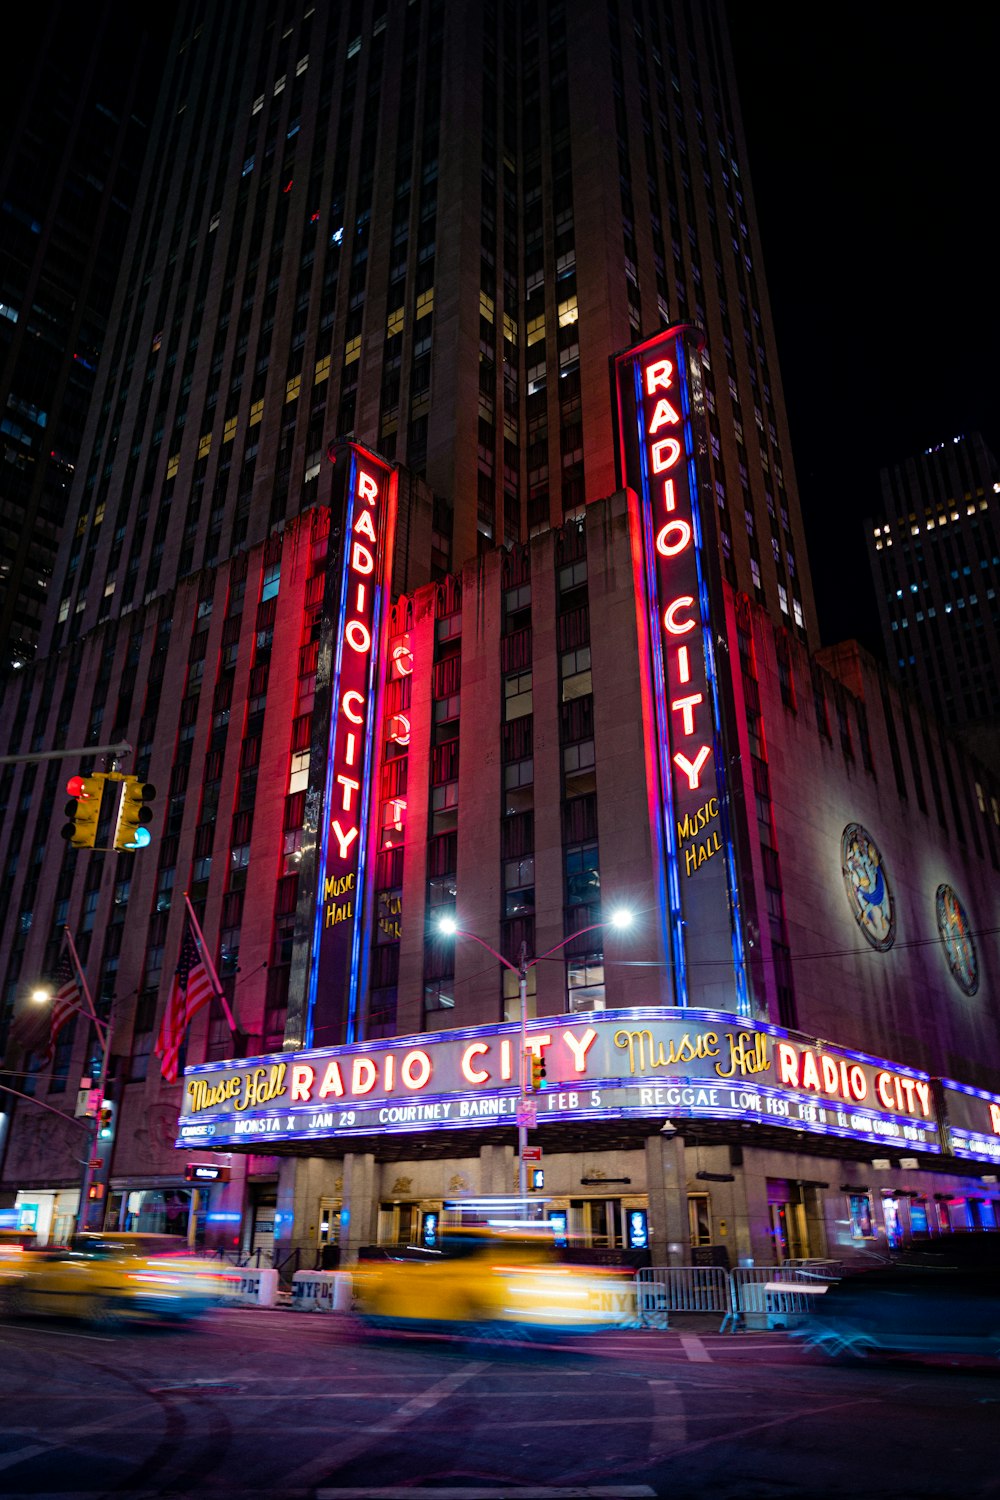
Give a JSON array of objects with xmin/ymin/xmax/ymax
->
[
  {"xmin": 249, "ymin": 399, "xmax": 264, "ymax": 427},
  {"xmin": 527, "ymin": 314, "xmax": 546, "ymax": 346},
  {"xmin": 223, "ymin": 416, "xmax": 238, "ymax": 443},
  {"xmin": 285, "ymin": 374, "xmax": 301, "ymax": 402},
  {"xmin": 344, "ymin": 336, "xmax": 361, "ymax": 365},
  {"xmin": 557, "ymin": 296, "xmax": 578, "ymax": 327},
  {"xmin": 386, "ymin": 307, "xmax": 404, "ymax": 337},
  {"xmin": 198, "ymin": 432, "xmax": 212, "ymax": 459},
  {"xmin": 504, "ymin": 671, "xmax": 533, "ymax": 720},
  {"xmin": 261, "ymin": 563, "xmax": 280, "ymax": 601},
  {"xmin": 166, "ymin": 453, "xmax": 181, "ymax": 479},
  {"xmin": 314, "ymin": 354, "xmax": 331, "ymax": 383}
]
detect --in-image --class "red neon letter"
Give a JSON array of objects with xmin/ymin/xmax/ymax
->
[
  {"xmin": 990, "ymin": 1103, "xmax": 1000, "ymax": 1134},
  {"xmin": 357, "ymin": 472, "xmax": 378, "ymax": 504},
  {"xmin": 461, "ymin": 1043, "xmax": 491, "ymax": 1084},
  {"xmin": 651, "ymin": 437, "xmax": 682, "ymax": 473},
  {"xmin": 564, "ymin": 1027, "xmax": 597, "ymax": 1073},
  {"xmin": 335, "ymin": 775, "xmax": 360, "ymax": 813},
  {"xmin": 673, "ymin": 745, "xmax": 711, "ymax": 790},
  {"xmin": 343, "ymin": 690, "xmax": 365, "ymax": 723},
  {"xmin": 291, "ymin": 1064, "xmax": 315, "ymax": 1102},
  {"xmin": 644, "ymin": 358, "xmax": 673, "ymax": 395},
  {"xmin": 671, "ymin": 692, "xmax": 704, "ymax": 736},
  {"xmin": 776, "ymin": 1043, "xmax": 798, "ymax": 1087},
  {"xmin": 331, "ymin": 820, "xmax": 359, "ymax": 860},
  {"xmin": 656, "ymin": 519, "xmax": 692, "ymax": 557},
  {"xmin": 820, "ymin": 1055, "xmax": 840, "ymax": 1096},
  {"xmin": 677, "ymin": 646, "xmax": 691, "ymax": 684},
  {"xmin": 351, "ymin": 541, "xmax": 374, "ymax": 574},
  {"xmin": 648, "ymin": 398, "xmax": 681, "ymax": 433},
  {"xmin": 318, "ymin": 1060, "xmax": 345, "ymax": 1099},
  {"xmin": 876, "ymin": 1073, "xmax": 895, "ymax": 1110},
  {"xmin": 352, "ymin": 1057, "xmax": 377, "ymax": 1095},
  {"xmin": 345, "ymin": 620, "xmax": 371, "ymax": 654},
  {"xmin": 354, "ymin": 507, "xmax": 377, "ymax": 542},
  {"xmin": 663, "ymin": 597, "xmax": 696, "ymax": 635},
  {"xmin": 401, "ymin": 1050, "xmax": 431, "ymax": 1090},
  {"xmin": 848, "ymin": 1065, "xmax": 867, "ymax": 1101}
]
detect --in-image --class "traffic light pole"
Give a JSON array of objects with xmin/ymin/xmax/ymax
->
[
  {"xmin": 63, "ymin": 928, "xmax": 112, "ymax": 1235},
  {"xmin": 0, "ymin": 741, "xmax": 131, "ymax": 766}
]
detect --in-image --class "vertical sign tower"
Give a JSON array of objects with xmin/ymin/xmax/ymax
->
[
  {"xmin": 614, "ymin": 327, "xmax": 751, "ymax": 1016},
  {"xmin": 288, "ymin": 442, "xmax": 398, "ymax": 1052}
]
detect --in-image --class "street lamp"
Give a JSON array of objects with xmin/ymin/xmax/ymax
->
[
  {"xmin": 436, "ymin": 908, "xmax": 635, "ymax": 1201},
  {"xmin": 31, "ymin": 969, "xmax": 113, "ymax": 1234}
]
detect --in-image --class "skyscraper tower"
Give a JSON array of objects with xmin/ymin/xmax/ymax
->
[
  {"xmin": 0, "ymin": 3, "xmax": 158, "ymax": 676},
  {"xmin": 867, "ymin": 432, "xmax": 1000, "ymax": 769},
  {"xmin": 36, "ymin": 0, "xmax": 816, "ymax": 667}
]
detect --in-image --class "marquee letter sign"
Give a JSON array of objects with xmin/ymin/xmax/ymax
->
[
  {"xmin": 614, "ymin": 327, "xmax": 750, "ymax": 1014},
  {"xmin": 299, "ymin": 443, "xmax": 398, "ymax": 1050}
]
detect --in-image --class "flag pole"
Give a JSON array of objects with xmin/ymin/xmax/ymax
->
[
  {"xmin": 184, "ymin": 893, "xmax": 239, "ymax": 1036},
  {"xmin": 63, "ymin": 926, "xmax": 106, "ymax": 1046}
]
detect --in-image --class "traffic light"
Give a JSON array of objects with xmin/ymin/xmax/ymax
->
[
  {"xmin": 97, "ymin": 1099, "xmax": 115, "ymax": 1139},
  {"xmin": 113, "ymin": 775, "xmax": 156, "ymax": 851},
  {"xmin": 529, "ymin": 1051, "xmax": 547, "ymax": 1091},
  {"xmin": 61, "ymin": 774, "xmax": 107, "ymax": 848}
]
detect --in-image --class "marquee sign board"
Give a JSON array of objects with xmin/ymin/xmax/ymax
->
[
  {"xmin": 939, "ymin": 1079, "xmax": 1000, "ymax": 1164},
  {"xmin": 614, "ymin": 327, "xmax": 751, "ymax": 1015},
  {"xmin": 176, "ymin": 1007, "xmax": 940, "ymax": 1156}
]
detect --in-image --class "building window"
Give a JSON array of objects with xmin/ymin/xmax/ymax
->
[
  {"xmin": 560, "ymin": 646, "xmax": 592, "ymax": 702},
  {"xmin": 566, "ymin": 955, "xmax": 605, "ymax": 1012},
  {"xmin": 504, "ymin": 671, "xmax": 533, "ymax": 720},
  {"xmin": 565, "ymin": 840, "xmax": 600, "ymax": 905},
  {"xmin": 504, "ymin": 757, "xmax": 534, "ymax": 814},
  {"xmin": 503, "ymin": 856, "xmax": 535, "ymax": 917}
]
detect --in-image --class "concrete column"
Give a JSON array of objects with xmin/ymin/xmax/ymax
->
[
  {"xmin": 644, "ymin": 1132, "xmax": 689, "ymax": 1264},
  {"xmin": 479, "ymin": 1142, "xmax": 515, "ymax": 1197},
  {"xmin": 339, "ymin": 1152, "xmax": 379, "ymax": 1263}
]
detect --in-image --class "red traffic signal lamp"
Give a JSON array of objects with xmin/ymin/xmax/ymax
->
[
  {"xmin": 113, "ymin": 775, "xmax": 156, "ymax": 851},
  {"xmin": 61, "ymin": 774, "xmax": 106, "ymax": 848}
]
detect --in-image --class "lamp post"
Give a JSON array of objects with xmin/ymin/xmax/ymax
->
[
  {"xmin": 436, "ymin": 909, "xmax": 634, "ymax": 1203},
  {"xmin": 32, "ymin": 950, "xmax": 113, "ymax": 1235}
]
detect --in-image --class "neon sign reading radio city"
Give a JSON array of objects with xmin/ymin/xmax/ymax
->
[
  {"xmin": 310, "ymin": 442, "xmax": 397, "ymax": 1050},
  {"xmin": 643, "ymin": 355, "xmax": 712, "ymax": 798}
]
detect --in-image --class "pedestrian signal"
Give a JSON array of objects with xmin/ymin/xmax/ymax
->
[
  {"xmin": 113, "ymin": 776, "xmax": 156, "ymax": 851},
  {"xmin": 61, "ymin": 774, "xmax": 106, "ymax": 849}
]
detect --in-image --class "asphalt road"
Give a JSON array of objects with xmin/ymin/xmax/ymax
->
[{"xmin": 1, "ymin": 1307, "xmax": 999, "ymax": 1499}]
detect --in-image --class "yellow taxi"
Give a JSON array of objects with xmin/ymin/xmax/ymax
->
[
  {"xmin": 353, "ymin": 1223, "xmax": 636, "ymax": 1341},
  {"xmin": 0, "ymin": 1232, "xmax": 235, "ymax": 1327}
]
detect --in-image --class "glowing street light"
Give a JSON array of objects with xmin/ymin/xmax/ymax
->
[{"xmin": 436, "ymin": 908, "xmax": 635, "ymax": 1199}]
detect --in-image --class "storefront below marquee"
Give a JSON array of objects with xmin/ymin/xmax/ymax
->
[{"xmin": 175, "ymin": 1008, "xmax": 1000, "ymax": 1269}]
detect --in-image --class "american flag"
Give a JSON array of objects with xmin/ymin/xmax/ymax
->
[
  {"xmin": 43, "ymin": 948, "xmax": 82, "ymax": 1064},
  {"xmin": 154, "ymin": 914, "xmax": 217, "ymax": 1083}
]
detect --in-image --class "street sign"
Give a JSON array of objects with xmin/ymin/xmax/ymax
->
[
  {"xmin": 522, "ymin": 1145, "xmax": 542, "ymax": 1161},
  {"xmin": 516, "ymin": 1100, "xmax": 537, "ymax": 1129},
  {"xmin": 88, "ymin": 1158, "xmax": 103, "ymax": 1169}
]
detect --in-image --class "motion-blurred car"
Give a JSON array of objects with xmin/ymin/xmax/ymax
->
[
  {"xmin": 353, "ymin": 1226, "xmax": 636, "ymax": 1341},
  {"xmin": 801, "ymin": 1235, "xmax": 1000, "ymax": 1360},
  {"xmin": 0, "ymin": 1232, "xmax": 235, "ymax": 1327}
]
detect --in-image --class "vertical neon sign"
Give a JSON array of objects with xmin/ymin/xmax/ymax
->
[
  {"xmin": 308, "ymin": 443, "xmax": 398, "ymax": 1049},
  {"xmin": 615, "ymin": 327, "xmax": 749, "ymax": 1016}
]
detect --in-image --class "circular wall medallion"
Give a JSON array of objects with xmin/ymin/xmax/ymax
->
[
  {"xmin": 841, "ymin": 823, "xmax": 895, "ymax": 950},
  {"xmin": 935, "ymin": 884, "xmax": 979, "ymax": 996}
]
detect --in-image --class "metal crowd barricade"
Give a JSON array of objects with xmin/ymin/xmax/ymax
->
[
  {"xmin": 634, "ymin": 1265, "xmax": 732, "ymax": 1331},
  {"xmin": 727, "ymin": 1264, "xmax": 836, "ymax": 1331}
]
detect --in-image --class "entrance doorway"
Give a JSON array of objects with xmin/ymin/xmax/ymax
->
[{"xmin": 766, "ymin": 1179, "xmax": 809, "ymax": 1261}]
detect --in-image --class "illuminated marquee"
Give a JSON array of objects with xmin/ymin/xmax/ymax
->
[
  {"xmin": 615, "ymin": 327, "xmax": 749, "ymax": 1013},
  {"xmin": 940, "ymin": 1079, "xmax": 1000, "ymax": 1164},
  {"xmin": 309, "ymin": 443, "xmax": 398, "ymax": 1048},
  {"xmin": 177, "ymin": 1007, "xmax": 941, "ymax": 1155}
]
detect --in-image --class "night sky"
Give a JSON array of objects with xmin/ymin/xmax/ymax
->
[{"xmin": 726, "ymin": 4, "xmax": 1000, "ymax": 652}]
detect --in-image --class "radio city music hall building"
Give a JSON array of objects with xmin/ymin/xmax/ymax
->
[
  {"xmin": 161, "ymin": 328, "xmax": 1000, "ymax": 1269},
  {"xmin": 1, "ymin": 0, "xmax": 999, "ymax": 1262}
]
